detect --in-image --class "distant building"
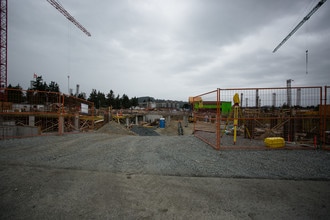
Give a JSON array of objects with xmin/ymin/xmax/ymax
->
[{"xmin": 137, "ymin": 96, "xmax": 187, "ymax": 110}]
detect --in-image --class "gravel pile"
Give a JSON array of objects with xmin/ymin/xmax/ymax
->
[{"xmin": 1, "ymin": 123, "xmax": 330, "ymax": 180}]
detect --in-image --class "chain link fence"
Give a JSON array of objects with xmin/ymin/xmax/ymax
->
[
  {"xmin": 325, "ymin": 86, "xmax": 330, "ymax": 145},
  {"xmin": 191, "ymin": 89, "xmax": 220, "ymax": 149},
  {"xmin": 192, "ymin": 86, "xmax": 328, "ymax": 150}
]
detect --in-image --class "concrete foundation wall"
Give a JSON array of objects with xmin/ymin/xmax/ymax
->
[
  {"xmin": 145, "ymin": 114, "xmax": 163, "ymax": 122},
  {"xmin": 0, "ymin": 126, "xmax": 40, "ymax": 139}
]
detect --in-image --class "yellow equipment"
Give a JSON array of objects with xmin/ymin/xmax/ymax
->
[
  {"xmin": 264, "ymin": 137, "xmax": 285, "ymax": 148},
  {"xmin": 223, "ymin": 93, "xmax": 251, "ymax": 144}
]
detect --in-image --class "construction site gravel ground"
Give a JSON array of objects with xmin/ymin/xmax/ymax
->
[{"xmin": 1, "ymin": 121, "xmax": 330, "ymax": 219}]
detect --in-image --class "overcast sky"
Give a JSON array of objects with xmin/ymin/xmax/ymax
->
[{"xmin": 8, "ymin": 0, "xmax": 330, "ymax": 101}]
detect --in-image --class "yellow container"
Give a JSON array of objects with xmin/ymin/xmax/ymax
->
[{"xmin": 264, "ymin": 137, "xmax": 285, "ymax": 148}]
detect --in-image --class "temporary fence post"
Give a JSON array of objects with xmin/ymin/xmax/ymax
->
[
  {"xmin": 325, "ymin": 86, "xmax": 329, "ymax": 149},
  {"xmin": 321, "ymin": 86, "xmax": 328, "ymax": 149},
  {"xmin": 216, "ymin": 88, "xmax": 221, "ymax": 150},
  {"xmin": 319, "ymin": 86, "xmax": 325, "ymax": 148}
]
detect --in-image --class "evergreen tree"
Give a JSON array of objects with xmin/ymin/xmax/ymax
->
[
  {"xmin": 115, "ymin": 94, "xmax": 121, "ymax": 109},
  {"xmin": 121, "ymin": 94, "xmax": 130, "ymax": 108},
  {"xmin": 88, "ymin": 89, "xmax": 98, "ymax": 108},
  {"xmin": 30, "ymin": 76, "xmax": 47, "ymax": 91},
  {"xmin": 77, "ymin": 93, "xmax": 86, "ymax": 100},
  {"xmin": 47, "ymin": 81, "xmax": 60, "ymax": 92},
  {"xmin": 106, "ymin": 90, "xmax": 115, "ymax": 107},
  {"xmin": 130, "ymin": 96, "xmax": 138, "ymax": 107},
  {"xmin": 87, "ymin": 89, "xmax": 107, "ymax": 109},
  {"xmin": 97, "ymin": 91, "xmax": 107, "ymax": 108},
  {"xmin": 7, "ymin": 84, "xmax": 25, "ymax": 103}
]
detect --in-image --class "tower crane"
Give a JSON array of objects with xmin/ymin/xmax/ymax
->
[
  {"xmin": 273, "ymin": 0, "xmax": 327, "ymax": 53},
  {"xmin": 46, "ymin": 0, "xmax": 91, "ymax": 37},
  {"xmin": 0, "ymin": 0, "xmax": 8, "ymax": 92},
  {"xmin": 0, "ymin": 0, "xmax": 90, "ymax": 100}
]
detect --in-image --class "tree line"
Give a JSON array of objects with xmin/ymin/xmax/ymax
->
[
  {"xmin": 88, "ymin": 89, "xmax": 138, "ymax": 109},
  {"xmin": 7, "ymin": 76, "xmax": 138, "ymax": 109}
]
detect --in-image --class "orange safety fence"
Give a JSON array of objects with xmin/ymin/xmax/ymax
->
[
  {"xmin": 325, "ymin": 86, "xmax": 330, "ymax": 147},
  {"xmin": 0, "ymin": 88, "xmax": 94, "ymax": 139},
  {"xmin": 192, "ymin": 89, "xmax": 220, "ymax": 150},
  {"xmin": 192, "ymin": 86, "xmax": 329, "ymax": 150}
]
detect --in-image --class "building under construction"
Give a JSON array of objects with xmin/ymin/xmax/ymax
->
[{"xmin": 0, "ymin": 88, "xmax": 96, "ymax": 138}]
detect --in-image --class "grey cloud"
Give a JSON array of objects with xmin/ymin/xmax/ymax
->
[{"xmin": 7, "ymin": 0, "xmax": 330, "ymax": 100}]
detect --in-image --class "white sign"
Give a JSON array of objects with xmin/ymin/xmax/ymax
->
[{"xmin": 81, "ymin": 103, "xmax": 88, "ymax": 114}]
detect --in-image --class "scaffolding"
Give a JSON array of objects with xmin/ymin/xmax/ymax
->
[{"xmin": 0, "ymin": 88, "xmax": 95, "ymax": 139}]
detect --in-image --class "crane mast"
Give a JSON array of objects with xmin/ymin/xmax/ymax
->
[
  {"xmin": 273, "ymin": 0, "xmax": 327, "ymax": 53},
  {"xmin": 46, "ymin": 0, "xmax": 91, "ymax": 37},
  {"xmin": 0, "ymin": 0, "xmax": 8, "ymax": 92}
]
